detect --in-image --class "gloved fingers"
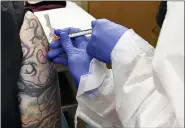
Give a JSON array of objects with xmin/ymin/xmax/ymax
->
[
  {"xmin": 49, "ymin": 35, "xmax": 87, "ymax": 50},
  {"xmin": 54, "ymin": 27, "xmax": 80, "ymax": 36},
  {"xmin": 73, "ymin": 37, "xmax": 88, "ymax": 49},
  {"xmin": 54, "ymin": 28, "xmax": 89, "ymax": 49},
  {"xmin": 52, "ymin": 56, "xmax": 68, "ymax": 66},
  {"xmin": 68, "ymin": 27, "xmax": 80, "ymax": 33},
  {"xmin": 66, "ymin": 28, "xmax": 88, "ymax": 49},
  {"xmin": 49, "ymin": 39, "xmax": 61, "ymax": 49},
  {"xmin": 60, "ymin": 32, "xmax": 74, "ymax": 55},
  {"xmin": 91, "ymin": 20, "xmax": 97, "ymax": 28},
  {"xmin": 47, "ymin": 48, "xmax": 64, "ymax": 59},
  {"xmin": 86, "ymin": 43, "xmax": 94, "ymax": 57},
  {"xmin": 54, "ymin": 28, "xmax": 70, "ymax": 36},
  {"xmin": 91, "ymin": 19, "xmax": 110, "ymax": 28},
  {"xmin": 62, "ymin": 27, "xmax": 88, "ymax": 46}
]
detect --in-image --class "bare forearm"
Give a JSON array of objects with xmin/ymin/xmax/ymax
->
[{"xmin": 18, "ymin": 11, "xmax": 61, "ymax": 128}]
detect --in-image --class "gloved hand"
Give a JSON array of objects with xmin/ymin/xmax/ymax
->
[
  {"xmin": 87, "ymin": 19, "xmax": 128, "ymax": 64},
  {"xmin": 47, "ymin": 28, "xmax": 93, "ymax": 88}
]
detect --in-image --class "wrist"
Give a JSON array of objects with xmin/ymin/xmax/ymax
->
[
  {"xmin": 77, "ymin": 59, "xmax": 108, "ymax": 97},
  {"xmin": 71, "ymin": 63, "xmax": 91, "ymax": 88},
  {"xmin": 108, "ymin": 27, "xmax": 129, "ymax": 64},
  {"xmin": 76, "ymin": 71, "xmax": 89, "ymax": 88}
]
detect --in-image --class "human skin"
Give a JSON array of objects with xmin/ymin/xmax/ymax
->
[{"xmin": 18, "ymin": 11, "xmax": 61, "ymax": 128}]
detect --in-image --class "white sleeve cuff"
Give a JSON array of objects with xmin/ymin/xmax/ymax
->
[{"xmin": 77, "ymin": 59, "xmax": 108, "ymax": 97}]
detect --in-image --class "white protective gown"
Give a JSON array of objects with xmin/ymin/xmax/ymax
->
[{"xmin": 75, "ymin": 2, "xmax": 184, "ymax": 128}]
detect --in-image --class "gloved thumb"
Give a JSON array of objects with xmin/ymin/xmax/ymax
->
[
  {"xmin": 59, "ymin": 32, "xmax": 74, "ymax": 55},
  {"xmin": 91, "ymin": 20, "xmax": 96, "ymax": 28}
]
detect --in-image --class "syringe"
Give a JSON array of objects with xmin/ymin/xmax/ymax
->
[
  {"xmin": 52, "ymin": 29, "xmax": 92, "ymax": 41},
  {"xmin": 68, "ymin": 29, "xmax": 92, "ymax": 38}
]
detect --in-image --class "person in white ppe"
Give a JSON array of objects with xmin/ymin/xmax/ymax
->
[{"xmin": 47, "ymin": 2, "xmax": 184, "ymax": 128}]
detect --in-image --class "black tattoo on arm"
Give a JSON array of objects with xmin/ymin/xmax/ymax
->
[{"xmin": 18, "ymin": 11, "xmax": 61, "ymax": 128}]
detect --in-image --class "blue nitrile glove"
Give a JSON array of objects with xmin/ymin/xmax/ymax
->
[
  {"xmin": 47, "ymin": 28, "xmax": 93, "ymax": 88},
  {"xmin": 86, "ymin": 19, "xmax": 128, "ymax": 64},
  {"xmin": 48, "ymin": 28, "xmax": 88, "ymax": 51}
]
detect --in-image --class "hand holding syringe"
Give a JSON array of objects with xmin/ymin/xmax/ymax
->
[{"xmin": 45, "ymin": 14, "xmax": 111, "ymax": 69}]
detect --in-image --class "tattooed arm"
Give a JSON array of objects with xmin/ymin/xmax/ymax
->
[{"xmin": 18, "ymin": 11, "xmax": 61, "ymax": 128}]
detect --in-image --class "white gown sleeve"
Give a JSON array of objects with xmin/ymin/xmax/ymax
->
[
  {"xmin": 76, "ymin": 2, "xmax": 184, "ymax": 128},
  {"xmin": 111, "ymin": 29, "xmax": 173, "ymax": 127},
  {"xmin": 111, "ymin": 2, "xmax": 184, "ymax": 128},
  {"xmin": 152, "ymin": 2, "xmax": 184, "ymax": 127},
  {"xmin": 75, "ymin": 59, "xmax": 122, "ymax": 128}
]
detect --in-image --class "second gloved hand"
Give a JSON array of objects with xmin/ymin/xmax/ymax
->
[
  {"xmin": 47, "ymin": 28, "xmax": 93, "ymax": 88},
  {"xmin": 87, "ymin": 19, "xmax": 128, "ymax": 64}
]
